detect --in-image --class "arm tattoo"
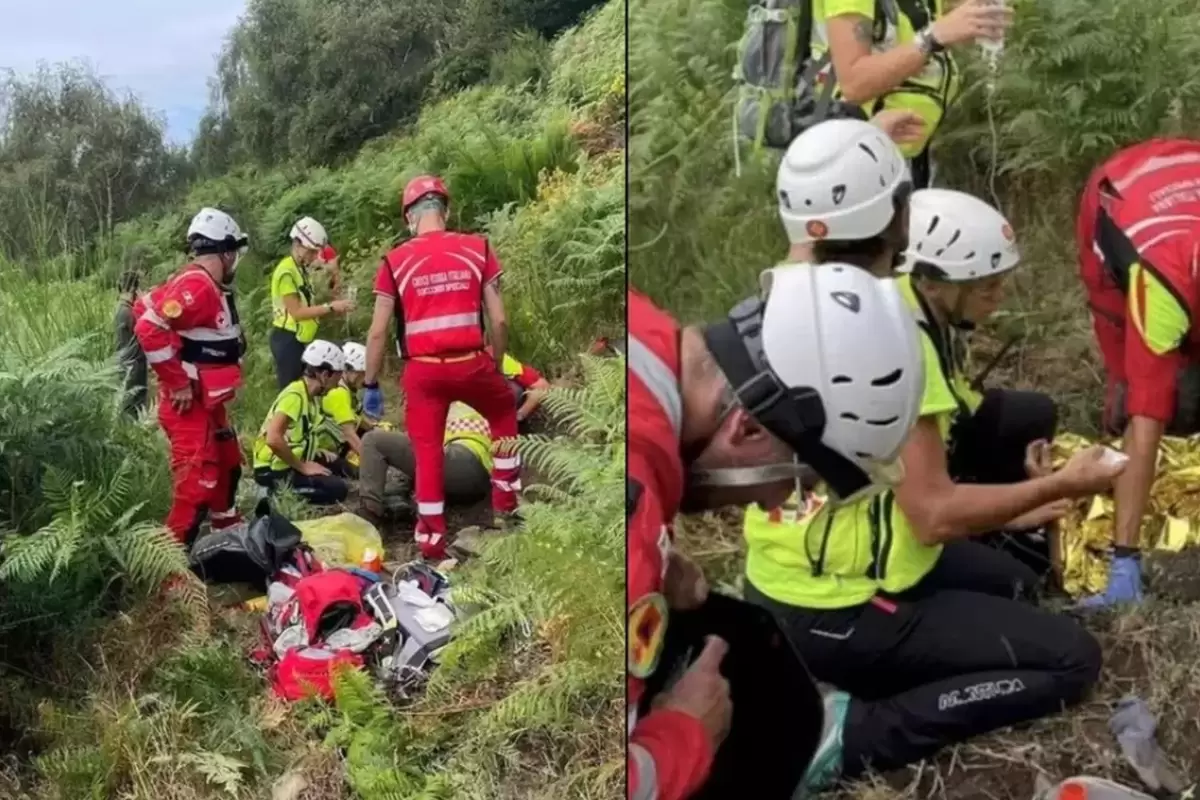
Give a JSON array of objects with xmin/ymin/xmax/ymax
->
[{"xmin": 852, "ymin": 18, "xmax": 874, "ymax": 45}]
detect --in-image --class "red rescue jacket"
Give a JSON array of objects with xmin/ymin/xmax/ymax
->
[
  {"xmin": 627, "ymin": 289, "xmax": 713, "ymax": 800},
  {"xmin": 133, "ymin": 264, "xmax": 243, "ymax": 407},
  {"xmin": 372, "ymin": 231, "xmax": 501, "ymax": 358}
]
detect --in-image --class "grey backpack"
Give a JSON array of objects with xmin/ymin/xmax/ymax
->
[{"xmin": 732, "ymin": 0, "xmax": 891, "ymax": 154}]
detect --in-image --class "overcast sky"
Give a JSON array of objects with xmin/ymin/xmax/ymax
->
[{"xmin": 0, "ymin": 0, "xmax": 247, "ymax": 146}]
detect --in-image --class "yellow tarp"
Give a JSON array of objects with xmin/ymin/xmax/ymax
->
[
  {"xmin": 294, "ymin": 512, "xmax": 384, "ymax": 568},
  {"xmin": 1053, "ymin": 432, "xmax": 1200, "ymax": 596}
]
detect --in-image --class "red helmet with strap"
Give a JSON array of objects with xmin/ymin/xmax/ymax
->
[{"xmin": 402, "ymin": 175, "xmax": 450, "ymax": 215}]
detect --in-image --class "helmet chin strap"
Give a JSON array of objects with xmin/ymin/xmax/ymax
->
[{"xmin": 688, "ymin": 461, "xmax": 801, "ymax": 488}]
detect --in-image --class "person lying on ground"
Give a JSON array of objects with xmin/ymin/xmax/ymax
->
[
  {"xmin": 269, "ymin": 216, "xmax": 355, "ymax": 389},
  {"xmin": 813, "ymin": 0, "xmax": 1010, "ymax": 187},
  {"xmin": 354, "ymin": 351, "xmax": 548, "ymax": 531},
  {"xmin": 628, "ymin": 263, "xmax": 930, "ymax": 800},
  {"xmin": 741, "ymin": 188, "xmax": 1126, "ymax": 793},
  {"xmin": 316, "ymin": 341, "xmax": 376, "ymax": 474},
  {"xmin": 1075, "ymin": 137, "xmax": 1200, "ymax": 608},
  {"xmin": 775, "ymin": 117, "xmax": 914, "ymax": 274},
  {"xmin": 253, "ymin": 340, "xmax": 353, "ymax": 505}
]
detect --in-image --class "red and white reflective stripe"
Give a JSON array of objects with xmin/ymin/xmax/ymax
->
[
  {"xmin": 406, "ymin": 312, "xmax": 480, "ymax": 335},
  {"xmin": 629, "ymin": 334, "xmax": 682, "ymax": 437},
  {"xmin": 1113, "ymin": 152, "xmax": 1200, "ymax": 193},
  {"xmin": 491, "ymin": 478, "xmax": 522, "ymax": 492},
  {"xmin": 1124, "ymin": 214, "xmax": 1200, "ymax": 240},
  {"xmin": 417, "ymin": 501, "xmax": 445, "ymax": 516},
  {"xmin": 181, "ymin": 324, "xmax": 243, "ymax": 341},
  {"xmin": 182, "ymin": 362, "xmax": 200, "ymax": 379},
  {"xmin": 394, "ymin": 254, "xmax": 430, "ymax": 294},
  {"xmin": 145, "ymin": 346, "xmax": 175, "ymax": 364},
  {"xmin": 140, "ymin": 307, "xmax": 170, "ymax": 330},
  {"xmin": 629, "ymin": 742, "xmax": 659, "ymax": 800},
  {"xmin": 493, "ymin": 455, "xmax": 520, "ymax": 471},
  {"xmin": 415, "ymin": 530, "xmax": 444, "ymax": 545}
]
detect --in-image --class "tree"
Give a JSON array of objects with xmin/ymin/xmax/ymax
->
[{"xmin": 0, "ymin": 64, "xmax": 187, "ymax": 264}]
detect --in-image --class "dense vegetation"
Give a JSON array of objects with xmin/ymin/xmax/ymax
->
[
  {"xmin": 0, "ymin": 1, "xmax": 624, "ymax": 797},
  {"xmin": 630, "ymin": 0, "xmax": 1200, "ymax": 796}
]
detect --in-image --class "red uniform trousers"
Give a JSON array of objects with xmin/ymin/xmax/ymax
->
[
  {"xmin": 159, "ymin": 395, "xmax": 243, "ymax": 546},
  {"xmin": 402, "ymin": 352, "xmax": 520, "ymax": 558}
]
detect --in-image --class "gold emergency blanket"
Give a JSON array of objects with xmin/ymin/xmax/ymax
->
[{"xmin": 1053, "ymin": 433, "xmax": 1200, "ymax": 596}]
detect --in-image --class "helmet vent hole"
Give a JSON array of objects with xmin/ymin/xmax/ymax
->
[
  {"xmin": 866, "ymin": 416, "xmax": 900, "ymax": 426},
  {"xmin": 871, "ymin": 369, "xmax": 903, "ymax": 387},
  {"xmin": 804, "ymin": 198, "xmax": 813, "ymax": 207},
  {"xmin": 831, "ymin": 375, "xmax": 852, "ymax": 384},
  {"xmin": 840, "ymin": 412, "xmax": 860, "ymax": 421},
  {"xmin": 935, "ymin": 248, "xmax": 945, "ymax": 256},
  {"xmin": 858, "ymin": 143, "xmax": 878, "ymax": 162},
  {"xmin": 946, "ymin": 229, "xmax": 961, "ymax": 247},
  {"xmin": 926, "ymin": 216, "xmax": 940, "ymax": 234},
  {"xmin": 832, "ymin": 184, "xmax": 847, "ymax": 205},
  {"xmin": 855, "ymin": 451, "xmax": 872, "ymax": 459},
  {"xmin": 778, "ymin": 190, "xmax": 791, "ymax": 209},
  {"xmin": 965, "ymin": 251, "xmax": 976, "ymax": 259}
]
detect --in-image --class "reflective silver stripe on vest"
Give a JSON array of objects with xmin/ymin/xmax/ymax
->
[
  {"xmin": 1114, "ymin": 152, "xmax": 1200, "ymax": 193},
  {"xmin": 629, "ymin": 743, "xmax": 659, "ymax": 800},
  {"xmin": 406, "ymin": 312, "xmax": 480, "ymax": 335},
  {"xmin": 629, "ymin": 334, "xmax": 681, "ymax": 437}
]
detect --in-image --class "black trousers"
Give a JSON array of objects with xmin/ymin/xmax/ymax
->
[
  {"xmin": 270, "ymin": 328, "xmax": 308, "ymax": 389},
  {"xmin": 745, "ymin": 541, "xmax": 1101, "ymax": 779},
  {"xmin": 253, "ymin": 454, "xmax": 352, "ymax": 505},
  {"xmin": 947, "ymin": 388, "xmax": 1058, "ymax": 576}
]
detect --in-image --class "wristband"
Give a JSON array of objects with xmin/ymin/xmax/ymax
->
[{"xmin": 916, "ymin": 26, "xmax": 945, "ymax": 55}]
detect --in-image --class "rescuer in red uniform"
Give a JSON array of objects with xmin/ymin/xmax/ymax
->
[
  {"xmin": 1075, "ymin": 137, "xmax": 1200, "ymax": 608},
  {"xmin": 363, "ymin": 175, "xmax": 519, "ymax": 560},
  {"xmin": 627, "ymin": 261, "xmax": 927, "ymax": 799},
  {"xmin": 134, "ymin": 207, "xmax": 250, "ymax": 547}
]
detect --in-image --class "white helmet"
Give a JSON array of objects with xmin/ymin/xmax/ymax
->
[
  {"xmin": 777, "ymin": 119, "xmax": 911, "ymax": 245},
  {"xmin": 301, "ymin": 340, "xmax": 346, "ymax": 372},
  {"xmin": 341, "ymin": 341, "xmax": 367, "ymax": 372},
  {"xmin": 700, "ymin": 261, "xmax": 923, "ymax": 499},
  {"xmin": 898, "ymin": 189, "xmax": 1020, "ymax": 281},
  {"xmin": 187, "ymin": 207, "xmax": 248, "ymax": 254},
  {"xmin": 290, "ymin": 216, "xmax": 328, "ymax": 250}
]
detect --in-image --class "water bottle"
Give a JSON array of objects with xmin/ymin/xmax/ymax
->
[{"xmin": 977, "ymin": 0, "xmax": 1006, "ymax": 58}]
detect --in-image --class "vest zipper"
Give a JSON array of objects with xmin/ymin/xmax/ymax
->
[{"xmin": 877, "ymin": 491, "xmax": 897, "ymax": 582}]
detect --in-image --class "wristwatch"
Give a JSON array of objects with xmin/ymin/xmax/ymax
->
[{"xmin": 915, "ymin": 25, "xmax": 945, "ymax": 56}]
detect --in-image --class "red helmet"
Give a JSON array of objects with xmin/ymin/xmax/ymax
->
[{"xmin": 402, "ymin": 175, "xmax": 449, "ymax": 215}]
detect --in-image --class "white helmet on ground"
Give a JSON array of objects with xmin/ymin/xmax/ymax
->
[
  {"xmin": 301, "ymin": 340, "xmax": 346, "ymax": 372},
  {"xmin": 777, "ymin": 119, "xmax": 911, "ymax": 245},
  {"xmin": 701, "ymin": 261, "xmax": 924, "ymax": 499},
  {"xmin": 342, "ymin": 341, "xmax": 367, "ymax": 372},
  {"xmin": 290, "ymin": 216, "xmax": 329, "ymax": 250},
  {"xmin": 899, "ymin": 189, "xmax": 1020, "ymax": 281},
  {"xmin": 187, "ymin": 208, "xmax": 248, "ymax": 255}
]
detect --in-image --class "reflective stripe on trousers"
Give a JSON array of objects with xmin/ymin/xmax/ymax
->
[{"xmin": 629, "ymin": 743, "xmax": 658, "ymax": 800}]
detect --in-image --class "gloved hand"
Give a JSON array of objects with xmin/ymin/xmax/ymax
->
[
  {"xmin": 364, "ymin": 383, "xmax": 384, "ymax": 419},
  {"xmin": 1075, "ymin": 554, "xmax": 1143, "ymax": 610}
]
